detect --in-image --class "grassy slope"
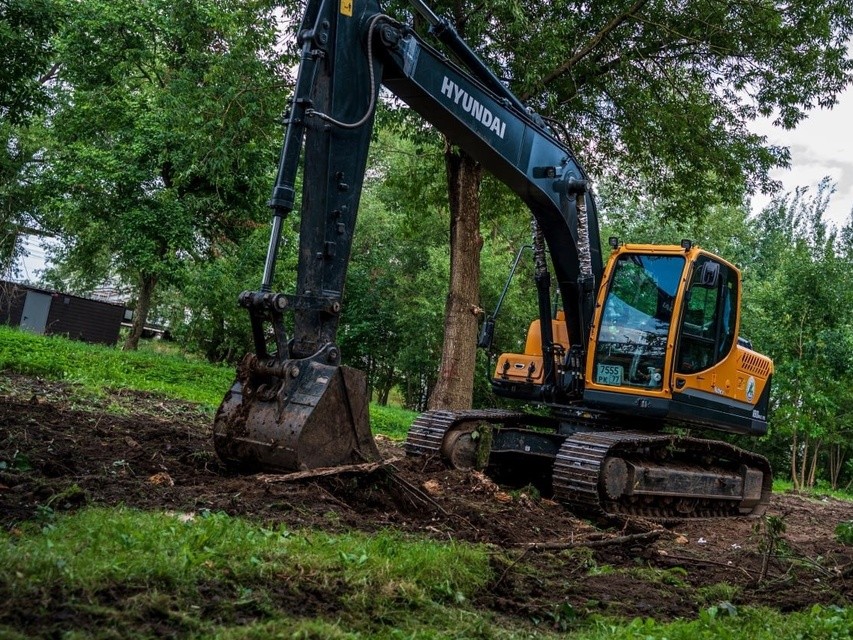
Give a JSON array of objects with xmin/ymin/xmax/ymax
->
[
  {"xmin": 0, "ymin": 325, "xmax": 234, "ymax": 407},
  {"xmin": 1, "ymin": 327, "xmax": 851, "ymax": 638},
  {"xmin": 0, "ymin": 325, "xmax": 417, "ymax": 437}
]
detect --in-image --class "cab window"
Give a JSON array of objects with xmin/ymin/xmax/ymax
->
[
  {"xmin": 593, "ymin": 253, "xmax": 685, "ymax": 390},
  {"xmin": 676, "ymin": 256, "xmax": 738, "ymax": 374}
]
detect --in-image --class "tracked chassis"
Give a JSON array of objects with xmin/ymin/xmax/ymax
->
[{"xmin": 405, "ymin": 410, "xmax": 771, "ymax": 519}]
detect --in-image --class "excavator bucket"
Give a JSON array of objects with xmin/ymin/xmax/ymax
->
[{"xmin": 213, "ymin": 357, "xmax": 380, "ymax": 472}]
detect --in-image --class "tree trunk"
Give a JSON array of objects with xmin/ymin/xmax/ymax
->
[
  {"xmin": 806, "ymin": 439, "xmax": 821, "ymax": 487},
  {"xmin": 790, "ymin": 429, "xmax": 799, "ymax": 490},
  {"xmin": 1, "ymin": 229, "xmax": 18, "ymax": 274},
  {"xmin": 799, "ymin": 433, "xmax": 809, "ymax": 490},
  {"xmin": 378, "ymin": 382, "xmax": 391, "ymax": 406},
  {"xmin": 123, "ymin": 272, "xmax": 158, "ymax": 351},
  {"xmin": 829, "ymin": 443, "xmax": 846, "ymax": 490},
  {"xmin": 427, "ymin": 146, "xmax": 484, "ymax": 411},
  {"xmin": 377, "ymin": 363, "xmax": 394, "ymax": 405}
]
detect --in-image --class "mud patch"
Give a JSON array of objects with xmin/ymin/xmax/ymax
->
[{"xmin": 1, "ymin": 372, "xmax": 851, "ymax": 635}]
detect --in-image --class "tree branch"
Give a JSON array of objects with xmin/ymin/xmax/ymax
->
[
  {"xmin": 522, "ymin": 0, "xmax": 649, "ymax": 100},
  {"xmin": 256, "ymin": 457, "xmax": 400, "ymax": 483},
  {"xmin": 513, "ymin": 529, "xmax": 668, "ymax": 550},
  {"xmin": 38, "ymin": 62, "xmax": 62, "ymax": 86},
  {"xmin": 552, "ymin": 37, "xmax": 695, "ymax": 104}
]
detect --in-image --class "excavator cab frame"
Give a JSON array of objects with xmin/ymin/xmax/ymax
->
[{"xmin": 582, "ymin": 243, "xmax": 772, "ymax": 437}]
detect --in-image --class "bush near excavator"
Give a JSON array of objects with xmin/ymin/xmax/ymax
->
[{"xmin": 837, "ymin": 521, "xmax": 853, "ymax": 545}]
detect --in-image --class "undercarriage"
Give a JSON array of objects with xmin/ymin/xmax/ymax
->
[{"xmin": 405, "ymin": 409, "xmax": 771, "ymax": 519}]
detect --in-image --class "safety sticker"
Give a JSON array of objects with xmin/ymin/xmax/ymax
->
[{"xmin": 746, "ymin": 376, "xmax": 756, "ymax": 402}]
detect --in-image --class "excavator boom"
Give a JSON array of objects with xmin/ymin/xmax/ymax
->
[
  {"xmin": 213, "ymin": 0, "xmax": 772, "ymax": 519},
  {"xmin": 215, "ymin": 0, "xmax": 604, "ymax": 470}
]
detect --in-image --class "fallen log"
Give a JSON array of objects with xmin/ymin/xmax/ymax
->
[
  {"xmin": 513, "ymin": 529, "xmax": 668, "ymax": 551},
  {"xmin": 256, "ymin": 457, "xmax": 400, "ymax": 484}
]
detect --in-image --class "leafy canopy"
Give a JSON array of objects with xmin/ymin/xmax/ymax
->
[{"xmin": 398, "ymin": 0, "xmax": 853, "ymax": 217}]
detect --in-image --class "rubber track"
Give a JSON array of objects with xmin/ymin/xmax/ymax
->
[
  {"xmin": 406, "ymin": 410, "xmax": 772, "ymax": 519},
  {"xmin": 553, "ymin": 431, "xmax": 772, "ymax": 519},
  {"xmin": 404, "ymin": 409, "xmax": 533, "ymax": 457}
]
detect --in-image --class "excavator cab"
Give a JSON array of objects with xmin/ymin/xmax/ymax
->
[
  {"xmin": 492, "ymin": 242, "xmax": 772, "ymax": 437},
  {"xmin": 584, "ymin": 243, "xmax": 772, "ymax": 436},
  {"xmin": 469, "ymin": 242, "xmax": 774, "ymax": 517}
]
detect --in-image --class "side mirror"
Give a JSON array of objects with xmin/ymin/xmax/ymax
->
[
  {"xmin": 478, "ymin": 317, "xmax": 496, "ymax": 350},
  {"xmin": 698, "ymin": 261, "xmax": 720, "ymax": 288}
]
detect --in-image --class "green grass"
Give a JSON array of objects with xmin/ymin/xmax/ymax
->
[
  {"xmin": 0, "ymin": 326, "xmax": 416, "ymax": 437},
  {"xmin": 0, "ymin": 325, "xmax": 233, "ymax": 407},
  {"xmin": 370, "ymin": 403, "xmax": 418, "ymax": 440},
  {"xmin": 1, "ymin": 508, "xmax": 851, "ymax": 640},
  {"xmin": 576, "ymin": 607, "xmax": 853, "ymax": 639},
  {"xmin": 837, "ymin": 520, "xmax": 853, "ymax": 545},
  {"xmin": 0, "ymin": 507, "xmax": 504, "ymax": 639},
  {"xmin": 1, "ymin": 508, "xmax": 490, "ymax": 599},
  {"xmin": 772, "ymin": 478, "xmax": 853, "ymax": 502}
]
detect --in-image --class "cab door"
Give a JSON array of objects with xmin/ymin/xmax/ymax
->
[
  {"xmin": 586, "ymin": 250, "xmax": 686, "ymax": 397},
  {"xmin": 667, "ymin": 253, "xmax": 766, "ymax": 433},
  {"xmin": 673, "ymin": 255, "xmax": 738, "ymax": 379}
]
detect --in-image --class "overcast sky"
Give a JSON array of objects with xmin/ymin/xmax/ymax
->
[{"xmin": 749, "ymin": 88, "xmax": 853, "ymax": 229}]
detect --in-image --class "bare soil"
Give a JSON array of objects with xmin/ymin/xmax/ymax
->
[{"xmin": 1, "ymin": 372, "xmax": 852, "ymax": 632}]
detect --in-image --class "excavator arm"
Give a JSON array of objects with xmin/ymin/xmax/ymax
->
[
  {"xmin": 268, "ymin": 0, "xmax": 604, "ymax": 359},
  {"xmin": 214, "ymin": 0, "xmax": 772, "ymax": 522},
  {"xmin": 215, "ymin": 0, "xmax": 606, "ymax": 470}
]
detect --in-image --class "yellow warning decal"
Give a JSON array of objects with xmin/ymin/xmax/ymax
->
[{"xmin": 341, "ymin": 0, "xmax": 353, "ymax": 16}]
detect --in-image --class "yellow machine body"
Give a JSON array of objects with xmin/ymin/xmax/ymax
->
[{"xmin": 494, "ymin": 244, "xmax": 772, "ymax": 436}]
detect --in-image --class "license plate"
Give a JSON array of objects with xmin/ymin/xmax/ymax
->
[{"xmin": 596, "ymin": 364, "xmax": 623, "ymax": 386}]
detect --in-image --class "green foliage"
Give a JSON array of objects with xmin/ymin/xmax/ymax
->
[
  {"xmin": 403, "ymin": 0, "xmax": 853, "ymax": 219},
  {"xmin": 747, "ymin": 181, "xmax": 853, "ymax": 489},
  {"xmin": 351, "ymin": 132, "xmax": 461, "ymax": 410},
  {"xmin": 836, "ymin": 521, "xmax": 853, "ymax": 546},
  {"xmin": 1, "ymin": 0, "xmax": 61, "ymax": 271},
  {"xmin": 598, "ymin": 181, "xmax": 755, "ymax": 266},
  {"xmin": 755, "ymin": 514, "xmax": 788, "ymax": 552},
  {"xmin": 369, "ymin": 404, "xmax": 418, "ymax": 440},
  {"xmin": 23, "ymin": 0, "xmax": 290, "ymax": 340},
  {"xmin": 335, "ymin": 130, "xmax": 535, "ymax": 411},
  {"xmin": 0, "ymin": 325, "xmax": 233, "ymax": 406},
  {"xmin": 0, "ymin": 0, "xmax": 60, "ymax": 125},
  {"xmin": 159, "ymin": 226, "xmax": 285, "ymax": 364}
]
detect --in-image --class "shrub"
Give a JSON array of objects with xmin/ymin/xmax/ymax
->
[{"xmin": 836, "ymin": 521, "xmax": 853, "ymax": 545}]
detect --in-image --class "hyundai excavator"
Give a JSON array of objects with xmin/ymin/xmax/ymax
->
[{"xmin": 214, "ymin": 0, "xmax": 773, "ymax": 518}]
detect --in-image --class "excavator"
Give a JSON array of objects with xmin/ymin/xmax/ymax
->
[{"xmin": 214, "ymin": 0, "xmax": 773, "ymax": 518}]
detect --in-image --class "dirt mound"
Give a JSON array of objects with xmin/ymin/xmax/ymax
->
[{"xmin": 1, "ymin": 372, "xmax": 851, "ymax": 622}]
